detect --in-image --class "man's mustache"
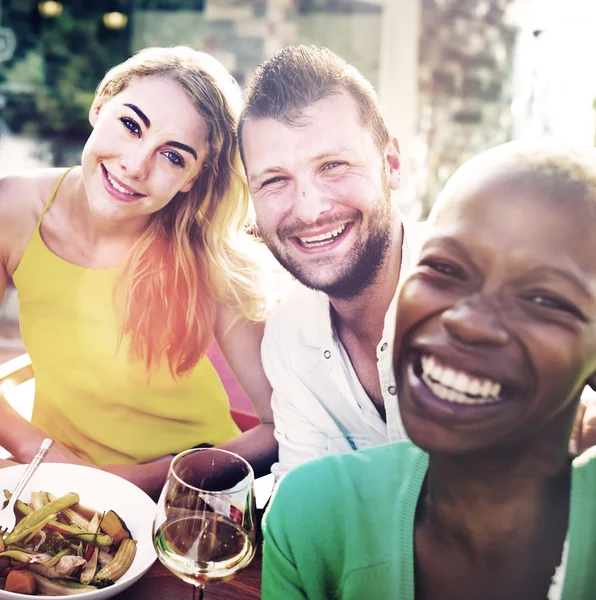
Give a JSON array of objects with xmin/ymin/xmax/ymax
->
[{"xmin": 277, "ymin": 212, "xmax": 361, "ymax": 240}]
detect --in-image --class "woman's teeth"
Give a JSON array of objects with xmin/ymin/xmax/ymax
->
[
  {"xmin": 421, "ymin": 354, "xmax": 502, "ymax": 405},
  {"xmin": 298, "ymin": 224, "xmax": 346, "ymax": 247},
  {"xmin": 106, "ymin": 172, "xmax": 136, "ymax": 195}
]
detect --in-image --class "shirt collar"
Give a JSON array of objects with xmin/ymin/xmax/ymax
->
[{"xmin": 299, "ymin": 290, "xmax": 335, "ymax": 349}]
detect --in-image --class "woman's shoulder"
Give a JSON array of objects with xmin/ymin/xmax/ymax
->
[
  {"xmin": 263, "ymin": 442, "xmax": 426, "ymax": 557},
  {"xmin": 572, "ymin": 446, "xmax": 596, "ymax": 475},
  {"xmin": 0, "ymin": 167, "xmax": 69, "ymax": 207},
  {"xmin": 0, "ymin": 168, "xmax": 71, "ymax": 274},
  {"xmin": 570, "ymin": 446, "xmax": 596, "ymax": 508}
]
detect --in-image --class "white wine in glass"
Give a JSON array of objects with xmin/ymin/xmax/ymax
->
[{"xmin": 153, "ymin": 448, "xmax": 257, "ymax": 600}]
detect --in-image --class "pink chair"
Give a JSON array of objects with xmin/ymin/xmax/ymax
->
[{"xmin": 207, "ymin": 342, "xmax": 258, "ymax": 416}]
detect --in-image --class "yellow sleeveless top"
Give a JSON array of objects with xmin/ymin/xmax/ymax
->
[{"xmin": 12, "ymin": 169, "xmax": 240, "ymax": 465}]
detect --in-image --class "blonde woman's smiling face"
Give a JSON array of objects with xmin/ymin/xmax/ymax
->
[{"xmin": 81, "ymin": 76, "xmax": 210, "ymax": 225}]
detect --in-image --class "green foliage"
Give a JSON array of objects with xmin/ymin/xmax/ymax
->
[
  {"xmin": 0, "ymin": 0, "xmax": 130, "ymax": 139},
  {"xmin": 137, "ymin": 0, "xmax": 204, "ymax": 9},
  {"xmin": 3, "ymin": 51, "xmax": 44, "ymax": 86}
]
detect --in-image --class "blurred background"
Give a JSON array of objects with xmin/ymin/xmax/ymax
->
[
  {"xmin": 1, "ymin": 0, "xmax": 595, "ymax": 211},
  {"xmin": 0, "ymin": 0, "xmax": 595, "ymax": 374}
]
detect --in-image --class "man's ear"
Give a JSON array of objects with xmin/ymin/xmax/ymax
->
[{"xmin": 385, "ymin": 136, "xmax": 401, "ymax": 191}]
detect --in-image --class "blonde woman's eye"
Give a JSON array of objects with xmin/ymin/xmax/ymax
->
[
  {"xmin": 120, "ymin": 117, "xmax": 141, "ymax": 137},
  {"xmin": 163, "ymin": 150, "xmax": 185, "ymax": 167}
]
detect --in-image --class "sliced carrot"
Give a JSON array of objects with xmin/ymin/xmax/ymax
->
[{"xmin": 5, "ymin": 569, "xmax": 37, "ymax": 594}]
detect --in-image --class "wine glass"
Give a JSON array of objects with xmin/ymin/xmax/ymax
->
[{"xmin": 153, "ymin": 448, "xmax": 257, "ymax": 600}]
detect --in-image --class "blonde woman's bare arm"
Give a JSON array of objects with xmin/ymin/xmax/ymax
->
[
  {"xmin": 0, "ymin": 397, "xmax": 90, "ymax": 465},
  {"xmin": 100, "ymin": 459, "xmax": 173, "ymax": 501},
  {"xmin": 214, "ymin": 304, "xmax": 273, "ymax": 422},
  {"xmin": 213, "ymin": 304, "xmax": 277, "ymax": 476},
  {"xmin": 0, "ymin": 175, "xmax": 84, "ymax": 465}
]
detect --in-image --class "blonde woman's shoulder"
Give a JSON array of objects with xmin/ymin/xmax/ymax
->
[
  {"xmin": 0, "ymin": 167, "xmax": 68, "ymax": 210},
  {"xmin": 0, "ymin": 167, "xmax": 69, "ymax": 274}
]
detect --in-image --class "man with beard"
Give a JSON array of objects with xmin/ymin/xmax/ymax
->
[
  {"xmin": 238, "ymin": 45, "xmax": 424, "ymax": 477},
  {"xmin": 239, "ymin": 45, "xmax": 596, "ymax": 477}
]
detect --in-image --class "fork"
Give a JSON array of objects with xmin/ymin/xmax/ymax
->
[{"xmin": 0, "ymin": 438, "xmax": 54, "ymax": 535}]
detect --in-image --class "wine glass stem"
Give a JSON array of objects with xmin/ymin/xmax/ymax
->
[{"xmin": 193, "ymin": 585, "xmax": 204, "ymax": 600}]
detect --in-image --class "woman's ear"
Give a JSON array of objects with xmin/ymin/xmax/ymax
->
[
  {"xmin": 89, "ymin": 100, "xmax": 102, "ymax": 127},
  {"xmin": 89, "ymin": 91, "xmax": 110, "ymax": 127}
]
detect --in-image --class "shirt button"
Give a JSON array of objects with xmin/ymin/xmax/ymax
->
[
  {"xmin": 380, "ymin": 342, "xmax": 388, "ymax": 352},
  {"xmin": 324, "ymin": 350, "xmax": 331, "ymax": 359},
  {"xmin": 388, "ymin": 385, "xmax": 397, "ymax": 395}
]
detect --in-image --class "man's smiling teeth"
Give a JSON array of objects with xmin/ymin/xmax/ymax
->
[
  {"xmin": 421, "ymin": 354, "xmax": 502, "ymax": 405},
  {"xmin": 298, "ymin": 224, "xmax": 346, "ymax": 247},
  {"xmin": 106, "ymin": 172, "xmax": 136, "ymax": 195}
]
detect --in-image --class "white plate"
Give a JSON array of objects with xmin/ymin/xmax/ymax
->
[{"xmin": 0, "ymin": 463, "xmax": 157, "ymax": 599}]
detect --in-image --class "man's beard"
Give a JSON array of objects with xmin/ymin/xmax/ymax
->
[{"xmin": 260, "ymin": 175, "xmax": 393, "ymax": 300}]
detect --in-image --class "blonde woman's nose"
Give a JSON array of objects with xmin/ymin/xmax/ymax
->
[{"xmin": 120, "ymin": 151, "xmax": 150, "ymax": 180}]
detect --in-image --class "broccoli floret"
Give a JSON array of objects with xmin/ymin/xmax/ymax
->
[
  {"xmin": 93, "ymin": 578, "xmax": 115, "ymax": 589},
  {"xmin": 38, "ymin": 531, "xmax": 71, "ymax": 554}
]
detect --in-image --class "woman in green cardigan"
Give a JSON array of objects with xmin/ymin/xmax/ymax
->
[{"xmin": 261, "ymin": 141, "xmax": 596, "ymax": 600}]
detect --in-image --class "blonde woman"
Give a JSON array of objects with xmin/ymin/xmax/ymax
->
[{"xmin": 0, "ymin": 47, "xmax": 275, "ymax": 497}]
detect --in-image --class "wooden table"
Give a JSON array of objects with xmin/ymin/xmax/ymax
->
[{"xmin": 120, "ymin": 544, "xmax": 262, "ymax": 599}]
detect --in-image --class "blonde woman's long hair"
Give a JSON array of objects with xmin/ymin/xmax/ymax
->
[{"xmin": 94, "ymin": 46, "xmax": 265, "ymax": 377}]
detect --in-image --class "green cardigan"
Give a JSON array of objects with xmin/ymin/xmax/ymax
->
[{"xmin": 262, "ymin": 442, "xmax": 596, "ymax": 599}]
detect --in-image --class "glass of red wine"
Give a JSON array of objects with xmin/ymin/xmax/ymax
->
[{"xmin": 153, "ymin": 448, "xmax": 257, "ymax": 600}]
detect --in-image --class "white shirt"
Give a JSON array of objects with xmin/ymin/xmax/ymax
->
[{"xmin": 262, "ymin": 219, "xmax": 426, "ymax": 478}]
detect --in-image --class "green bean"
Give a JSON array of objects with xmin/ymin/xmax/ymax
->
[
  {"xmin": 44, "ymin": 548, "xmax": 71, "ymax": 568},
  {"xmin": 5, "ymin": 491, "xmax": 79, "ymax": 536},
  {"xmin": 5, "ymin": 514, "xmax": 57, "ymax": 545},
  {"xmin": 47, "ymin": 493, "xmax": 91, "ymax": 531},
  {"xmin": 0, "ymin": 549, "xmax": 32, "ymax": 563},
  {"xmin": 3, "ymin": 492, "xmax": 112, "ymax": 546},
  {"xmin": 49, "ymin": 526, "xmax": 112, "ymax": 546}
]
